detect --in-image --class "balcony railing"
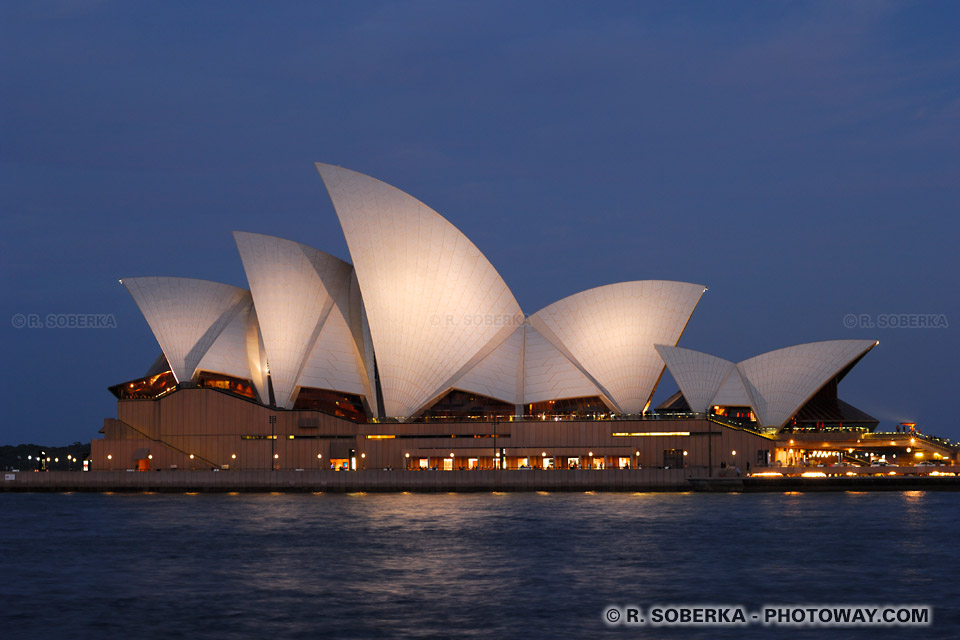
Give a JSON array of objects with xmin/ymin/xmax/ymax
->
[{"xmin": 375, "ymin": 411, "xmax": 712, "ymax": 424}]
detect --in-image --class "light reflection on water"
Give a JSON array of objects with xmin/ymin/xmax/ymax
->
[{"xmin": 0, "ymin": 491, "xmax": 958, "ymax": 639}]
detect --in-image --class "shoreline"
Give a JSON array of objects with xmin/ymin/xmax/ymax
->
[{"xmin": 3, "ymin": 469, "xmax": 959, "ymax": 493}]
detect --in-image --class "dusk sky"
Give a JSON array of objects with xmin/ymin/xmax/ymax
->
[{"xmin": 1, "ymin": 1, "xmax": 958, "ymax": 445}]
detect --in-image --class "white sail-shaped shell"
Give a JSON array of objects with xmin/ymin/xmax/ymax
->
[
  {"xmin": 529, "ymin": 281, "xmax": 705, "ymax": 414},
  {"xmin": 121, "ymin": 277, "xmax": 251, "ymax": 384},
  {"xmin": 233, "ymin": 232, "xmax": 365, "ymax": 408},
  {"xmin": 654, "ymin": 345, "xmax": 734, "ymax": 414},
  {"xmin": 317, "ymin": 163, "xmax": 523, "ymax": 418},
  {"xmin": 737, "ymin": 340, "xmax": 878, "ymax": 428}
]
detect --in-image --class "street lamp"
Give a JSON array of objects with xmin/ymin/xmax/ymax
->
[
  {"xmin": 493, "ymin": 415, "xmax": 499, "ymax": 470},
  {"xmin": 269, "ymin": 415, "xmax": 277, "ymax": 469}
]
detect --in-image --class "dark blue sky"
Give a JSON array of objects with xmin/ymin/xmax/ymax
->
[{"xmin": 2, "ymin": 1, "xmax": 958, "ymax": 445}]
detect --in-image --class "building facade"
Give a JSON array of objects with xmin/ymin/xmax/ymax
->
[{"xmin": 91, "ymin": 163, "xmax": 957, "ymax": 476}]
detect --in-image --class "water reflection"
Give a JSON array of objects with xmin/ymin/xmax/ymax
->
[{"xmin": 1, "ymin": 492, "xmax": 958, "ymax": 639}]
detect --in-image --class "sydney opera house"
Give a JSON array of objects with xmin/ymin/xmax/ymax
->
[{"xmin": 91, "ymin": 164, "xmax": 953, "ymax": 476}]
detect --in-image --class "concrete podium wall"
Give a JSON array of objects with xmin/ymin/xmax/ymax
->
[{"xmin": 1, "ymin": 469, "xmax": 693, "ymax": 492}]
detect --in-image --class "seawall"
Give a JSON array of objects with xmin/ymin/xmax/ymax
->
[
  {"xmin": 2, "ymin": 469, "xmax": 691, "ymax": 492},
  {"xmin": 5, "ymin": 469, "xmax": 960, "ymax": 493}
]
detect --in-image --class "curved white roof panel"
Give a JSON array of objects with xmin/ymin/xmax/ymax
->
[
  {"xmin": 234, "ymin": 232, "xmax": 365, "ymax": 409},
  {"xmin": 529, "ymin": 281, "xmax": 705, "ymax": 414},
  {"xmin": 121, "ymin": 277, "xmax": 251, "ymax": 384},
  {"xmin": 196, "ymin": 298, "xmax": 255, "ymax": 380},
  {"xmin": 711, "ymin": 367, "xmax": 752, "ymax": 408},
  {"xmin": 316, "ymin": 163, "xmax": 523, "ymax": 418},
  {"xmin": 297, "ymin": 306, "xmax": 367, "ymax": 396},
  {"xmin": 348, "ymin": 271, "xmax": 380, "ymax": 414},
  {"xmin": 736, "ymin": 339, "xmax": 878, "ymax": 428},
  {"xmin": 522, "ymin": 323, "xmax": 602, "ymax": 406},
  {"xmin": 454, "ymin": 325, "xmax": 524, "ymax": 405},
  {"xmin": 245, "ymin": 306, "xmax": 270, "ymax": 404},
  {"xmin": 654, "ymin": 345, "xmax": 734, "ymax": 414}
]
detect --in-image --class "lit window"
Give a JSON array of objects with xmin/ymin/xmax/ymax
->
[{"xmin": 612, "ymin": 432, "xmax": 691, "ymax": 437}]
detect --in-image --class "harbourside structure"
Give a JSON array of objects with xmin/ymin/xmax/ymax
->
[{"xmin": 89, "ymin": 165, "xmax": 958, "ymax": 479}]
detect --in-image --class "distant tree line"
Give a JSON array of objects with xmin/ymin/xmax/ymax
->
[{"xmin": 1, "ymin": 442, "xmax": 91, "ymax": 471}]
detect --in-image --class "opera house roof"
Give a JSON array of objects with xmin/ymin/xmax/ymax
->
[
  {"xmin": 655, "ymin": 340, "xmax": 878, "ymax": 429},
  {"xmin": 118, "ymin": 164, "xmax": 876, "ymax": 427}
]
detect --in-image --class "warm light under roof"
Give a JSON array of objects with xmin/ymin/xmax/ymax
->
[{"xmin": 612, "ymin": 431, "xmax": 691, "ymax": 437}]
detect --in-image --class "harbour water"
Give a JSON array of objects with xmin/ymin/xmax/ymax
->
[{"xmin": 1, "ymin": 491, "xmax": 956, "ymax": 638}]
